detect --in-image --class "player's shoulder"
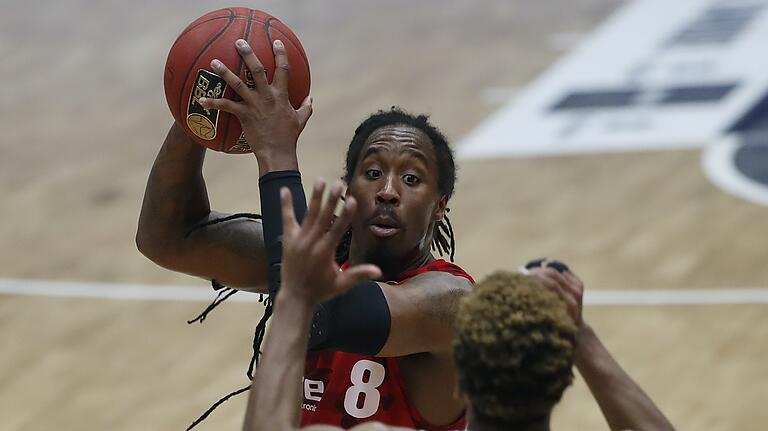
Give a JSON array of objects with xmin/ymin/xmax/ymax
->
[
  {"xmin": 401, "ymin": 262, "xmax": 474, "ymax": 291},
  {"xmin": 397, "ymin": 267, "xmax": 474, "ymax": 320},
  {"xmin": 425, "ymin": 259, "xmax": 475, "ymax": 284}
]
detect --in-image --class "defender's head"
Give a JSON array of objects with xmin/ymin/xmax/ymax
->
[
  {"xmin": 453, "ymin": 271, "xmax": 578, "ymax": 430},
  {"xmin": 342, "ymin": 108, "xmax": 456, "ymax": 274}
]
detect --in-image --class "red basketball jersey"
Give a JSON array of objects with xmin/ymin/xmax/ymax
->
[{"xmin": 300, "ymin": 259, "xmax": 475, "ymax": 430}]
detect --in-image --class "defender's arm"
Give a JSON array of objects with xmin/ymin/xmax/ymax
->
[
  {"xmin": 529, "ymin": 264, "xmax": 674, "ymax": 431},
  {"xmin": 244, "ymin": 182, "xmax": 380, "ymax": 431},
  {"xmin": 575, "ymin": 324, "xmax": 675, "ymax": 431}
]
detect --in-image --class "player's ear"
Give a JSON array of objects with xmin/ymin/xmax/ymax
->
[{"xmin": 432, "ymin": 195, "xmax": 449, "ymax": 221}]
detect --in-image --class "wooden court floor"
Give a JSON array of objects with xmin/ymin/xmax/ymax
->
[{"xmin": 2, "ymin": 1, "xmax": 767, "ymax": 430}]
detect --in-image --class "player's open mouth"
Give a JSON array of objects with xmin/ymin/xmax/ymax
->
[
  {"xmin": 370, "ymin": 224, "xmax": 400, "ymax": 238},
  {"xmin": 369, "ymin": 215, "xmax": 401, "ymax": 238}
]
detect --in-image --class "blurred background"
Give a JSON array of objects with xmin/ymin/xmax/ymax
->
[{"xmin": 1, "ymin": 0, "xmax": 767, "ymax": 430}]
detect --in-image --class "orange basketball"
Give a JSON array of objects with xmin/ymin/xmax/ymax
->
[{"xmin": 164, "ymin": 8, "xmax": 311, "ymax": 153}]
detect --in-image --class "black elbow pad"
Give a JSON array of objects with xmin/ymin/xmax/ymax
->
[
  {"xmin": 308, "ymin": 280, "xmax": 391, "ymax": 355},
  {"xmin": 258, "ymin": 170, "xmax": 307, "ymax": 296}
]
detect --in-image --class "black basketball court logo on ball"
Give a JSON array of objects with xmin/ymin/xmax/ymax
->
[{"xmin": 187, "ymin": 69, "xmax": 227, "ymax": 141}]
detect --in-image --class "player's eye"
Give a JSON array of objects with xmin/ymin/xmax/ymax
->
[
  {"xmin": 403, "ymin": 174, "xmax": 420, "ymax": 186},
  {"xmin": 365, "ymin": 169, "xmax": 382, "ymax": 180}
]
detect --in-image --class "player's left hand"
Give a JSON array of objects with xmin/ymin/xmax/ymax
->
[{"xmin": 279, "ymin": 179, "xmax": 382, "ymax": 304}]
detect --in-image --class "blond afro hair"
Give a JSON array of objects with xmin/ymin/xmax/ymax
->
[{"xmin": 453, "ymin": 271, "xmax": 578, "ymax": 428}]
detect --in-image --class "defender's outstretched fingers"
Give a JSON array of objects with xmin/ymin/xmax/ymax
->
[
  {"xmin": 327, "ymin": 196, "xmax": 356, "ymax": 246},
  {"xmin": 317, "ymin": 182, "xmax": 344, "ymax": 234},
  {"xmin": 271, "ymin": 40, "xmax": 290, "ymax": 93},
  {"xmin": 235, "ymin": 39, "xmax": 269, "ymax": 91},
  {"xmin": 209, "ymin": 59, "xmax": 252, "ymax": 101},
  {"xmin": 280, "ymin": 187, "xmax": 300, "ymax": 236},
  {"xmin": 198, "ymin": 96, "xmax": 241, "ymax": 116},
  {"xmin": 304, "ymin": 180, "xmax": 326, "ymax": 229},
  {"xmin": 338, "ymin": 264, "xmax": 382, "ymax": 292}
]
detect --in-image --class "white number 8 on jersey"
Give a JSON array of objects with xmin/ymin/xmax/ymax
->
[{"xmin": 343, "ymin": 360, "xmax": 386, "ymax": 418}]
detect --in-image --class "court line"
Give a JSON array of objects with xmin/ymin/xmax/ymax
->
[
  {"xmin": 0, "ymin": 278, "xmax": 262, "ymax": 302},
  {"xmin": 1, "ymin": 278, "xmax": 768, "ymax": 306},
  {"xmin": 584, "ymin": 288, "xmax": 768, "ymax": 305}
]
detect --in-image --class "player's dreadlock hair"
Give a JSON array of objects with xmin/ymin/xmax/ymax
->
[
  {"xmin": 182, "ymin": 107, "xmax": 460, "ymax": 429},
  {"xmin": 180, "ymin": 213, "xmax": 274, "ymax": 431},
  {"xmin": 337, "ymin": 106, "xmax": 458, "ymax": 262},
  {"xmin": 453, "ymin": 271, "xmax": 578, "ymax": 430}
]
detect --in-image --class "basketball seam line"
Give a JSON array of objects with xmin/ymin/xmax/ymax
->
[
  {"xmin": 221, "ymin": 9, "xmax": 256, "ymax": 152},
  {"xmin": 176, "ymin": 11, "xmax": 269, "ymax": 42},
  {"xmin": 176, "ymin": 11, "xmax": 236, "ymax": 118}
]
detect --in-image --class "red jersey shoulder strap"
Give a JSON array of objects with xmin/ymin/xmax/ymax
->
[
  {"xmin": 340, "ymin": 259, "xmax": 475, "ymax": 284},
  {"xmin": 397, "ymin": 259, "xmax": 475, "ymax": 284},
  {"xmin": 341, "ymin": 259, "xmax": 476, "ymax": 284}
]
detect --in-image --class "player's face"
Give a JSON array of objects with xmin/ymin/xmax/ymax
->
[{"xmin": 346, "ymin": 124, "xmax": 447, "ymax": 274}]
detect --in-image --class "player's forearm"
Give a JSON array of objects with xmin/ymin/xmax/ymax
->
[
  {"xmin": 575, "ymin": 324, "xmax": 674, "ymax": 431},
  {"xmin": 244, "ymin": 290, "xmax": 314, "ymax": 431},
  {"xmin": 136, "ymin": 123, "xmax": 211, "ymax": 256}
]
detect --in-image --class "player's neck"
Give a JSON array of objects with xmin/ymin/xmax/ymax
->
[
  {"xmin": 393, "ymin": 249, "xmax": 435, "ymax": 279},
  {"xmin": 348, "ymin": 242, "xmax": 435, "ymax": 281}
]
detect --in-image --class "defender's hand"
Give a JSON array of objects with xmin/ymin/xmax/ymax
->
[
  {"xmin": 198, "ymin": 39, "xmax": 312, "ymax": 170},
  {"xmin": 525, "ymin": 259, "xmax": 585, "ymax": 327},
  {"xmin": 280, "ymin": 180, "xmax": 381, "ymax": 304}
]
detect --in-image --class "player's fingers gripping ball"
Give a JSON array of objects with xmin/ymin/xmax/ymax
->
[{"xmin": 164, "ymin": 8, "xmax": 311, "ymax": 153}]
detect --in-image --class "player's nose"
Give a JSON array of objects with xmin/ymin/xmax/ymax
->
[{"xmin": 375, "ymin": 175, "xmax": 400, "ymax": 205}]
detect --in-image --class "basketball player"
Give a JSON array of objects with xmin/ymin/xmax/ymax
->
[
  {"xmin": 138, "ymin": 38, "xmax": 475, "ymax": 428},
  {"xmin": 242, "ymin": 182, "xmax": 674, "ymax": 431}
]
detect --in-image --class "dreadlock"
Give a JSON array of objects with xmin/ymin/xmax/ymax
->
[
  {"xmin": 182, "ymin": 212, "xmax": 272, "ymax": 431},
  {"xmin": 183, "ymin": 107, "xmax": 460, "ymax": 429}
]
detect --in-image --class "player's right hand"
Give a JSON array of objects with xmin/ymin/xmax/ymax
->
[{"xmin": 198, "ymin": 39, "xmax": 312, "ymax": 169}]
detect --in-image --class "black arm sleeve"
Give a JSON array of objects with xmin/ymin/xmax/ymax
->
[
  {"xmin": 308, "ymin": 280, "xmax": 392, "ymax": 355},
  {"xmin": 258, "ymin": 170, "xmax": 307, "ymax": 296}
]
